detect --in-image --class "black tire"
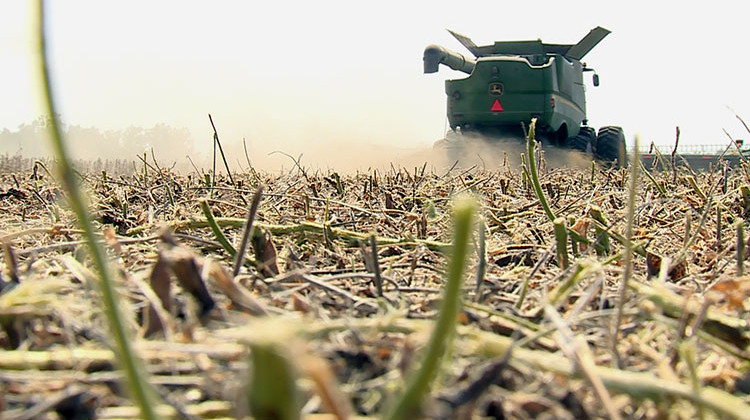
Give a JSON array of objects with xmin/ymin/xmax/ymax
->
[
  {"xmin": 595, "ymin": 126, "xmax": 627, "ymax": 167},
  {"xmin": 564, "ymin": 126, "xmax": 596, "ymax": 154}
]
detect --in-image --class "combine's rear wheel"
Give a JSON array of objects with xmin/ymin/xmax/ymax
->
[
  {"xmin": 595, "ymin": 126, "xmax": 627, "ymax": 167},
  {"xmin": 564, "ymin": 126, "xmax": 596, "ymax": 154}
]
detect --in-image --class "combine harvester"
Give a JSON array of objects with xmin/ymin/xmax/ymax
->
[{"xmin": 424, "ymin": 26, "xmax": 626, "ymax": 166}]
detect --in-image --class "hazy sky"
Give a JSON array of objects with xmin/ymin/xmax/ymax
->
[{"xmin": 2, "ymin": 1, "xmax": 749, "ymax": 168}]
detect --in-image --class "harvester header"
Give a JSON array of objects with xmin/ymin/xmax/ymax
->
[{"xmin": 424, "ymin": 26, "xmax": 611, "ymax": 75}]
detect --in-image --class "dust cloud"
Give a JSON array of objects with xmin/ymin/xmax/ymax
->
[
  {"xmin": 207, "ymin": 130, "xmax": 594, "ymax": 175},
  {"xmin": 434, "ymin": 134, "xmax": 595, "ymax": 172},
  {"xmin": 0, "ymin": 117, "xmax": 593, "ymax": 175}
]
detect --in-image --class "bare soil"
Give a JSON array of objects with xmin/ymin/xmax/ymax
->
[{"xmin": 1, "ymin": 157, "xmax": 749, "ymax": 419}]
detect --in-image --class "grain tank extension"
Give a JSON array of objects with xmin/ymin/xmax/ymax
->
[{"xmin": 425, "ymin": 27, "xmax": 626, "ymax": 164}]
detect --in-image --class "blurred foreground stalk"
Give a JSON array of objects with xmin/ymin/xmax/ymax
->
[
  {"xmin": 385, "ymin": 195, "xmax": 476, "ymax": 419},
  {"xmin": 36, "ymin": 1, "xmax": 160, "ymax": 418}
]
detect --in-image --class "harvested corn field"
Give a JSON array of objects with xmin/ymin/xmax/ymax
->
[{"xmin": 1, "ymin": 154, "xmax": 750, "ymax": 419}]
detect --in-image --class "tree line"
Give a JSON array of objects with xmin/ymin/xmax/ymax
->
[{"xmin": 0, "ymin": 116, "xmax": 196, "ymax": 162}]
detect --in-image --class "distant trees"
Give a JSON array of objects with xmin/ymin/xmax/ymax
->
[
  {"xmin": 0, "ymin": 116, "xmax": 56, "ymax": 157},
  {"xmin": 0, "ymin": 117, "xmax": 195, "ymax": 162}
]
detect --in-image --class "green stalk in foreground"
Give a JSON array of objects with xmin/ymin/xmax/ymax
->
[
  {"xmin": 200, "ymin": 198, "xmax": 237, "ymax": 256},
  {"xmin": 526, "ymin": 118, "xmax": 556, "ymax": 222},
  {"xmin": 385, "ymin": 195, "xmax": 476, "ymax": 420},
  {"xmin": 553, "ymin": 217, "xmax": 569, "ymax": 269},
  {"xmin": 247, "ymin": 343, "xmax": 300, "ymax": 420},
  {"xmin": 36, "ymin": 2, "xmax": 160, "ymax": 418}
]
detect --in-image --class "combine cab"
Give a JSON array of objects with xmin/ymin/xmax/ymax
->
[{"xmin": 425, "ymin": 26, "xmax": 626, "ymax": 165}]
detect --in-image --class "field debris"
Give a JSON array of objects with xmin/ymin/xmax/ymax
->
[{"xmin": 1, "ymin": 156, "xmax": 750, "ymax": 419}]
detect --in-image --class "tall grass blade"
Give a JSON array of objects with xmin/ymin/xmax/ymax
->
[
  {"xmin": 525, "ymin": 118, "xmax": 556, "ymax": 222},
  {"xmin": 36, "ymin": 1, "xmax": 160, "ymax": 418}
]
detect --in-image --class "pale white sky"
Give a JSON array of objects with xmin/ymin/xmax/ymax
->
[{"xmin": 2, "ymin": 1, "xmax": 749, "ymax": 167}]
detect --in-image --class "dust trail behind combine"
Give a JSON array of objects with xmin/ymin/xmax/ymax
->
[
  {"xmin": 430, "ymin": 134, "xmax": 594, "ymax": 172},
  {"xmin": 229, "ymin": 134, "xmax": 593, "ymax": 174}
]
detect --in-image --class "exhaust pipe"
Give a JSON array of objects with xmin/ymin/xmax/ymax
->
[{"xmin": 423, "ymin": 45, "xmax": 476, "ymax": 75}]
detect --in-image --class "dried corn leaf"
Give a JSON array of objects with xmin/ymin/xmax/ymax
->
[
  {"xmin": 207, "ymin": 260, "xmax": 267, "ymax": 316},
  {"xmin": 712, "ymin": 276, "xmax": 750, "ymax": 311},
  {"xmin": 252, "ymin": 229, "xmax": 279, "ymax": 278}
]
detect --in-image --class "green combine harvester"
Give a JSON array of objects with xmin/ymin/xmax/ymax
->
[{"xmin": 424, "ymin": 26, "xmax": 626, "ymax": 165}]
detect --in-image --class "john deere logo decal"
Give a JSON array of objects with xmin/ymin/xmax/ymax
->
[{"xmin": 489, "ymin": 83, "xmax": 504, "ymax": 96}]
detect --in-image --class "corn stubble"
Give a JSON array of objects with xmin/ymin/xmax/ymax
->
[{"xmin": 3, "ymin": 131, "xmax": 750, "ymax": 418}]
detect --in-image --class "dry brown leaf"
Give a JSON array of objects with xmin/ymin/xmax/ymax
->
[
  {"xmin": 251, "ymin": 228, "xmax": 279, "ymax": 278},
  {"xmin": 646, "ymin": 252, "xmax": 687, "ymax": 281},
  {"xmin": 292, "ymin": 293, "xmax": 311, "ymax": 313},
  {"xmin": 299, "ymin": 355, "xmax": 352, "ymax": 420},
  {"xmin": 165, "ymin": 247, "xmax": 216, "ymax": 317},
  {"xmin": 145, "ymin": 251, "xmax": 173, "ymax": 337},
  {"xmin": 207, "ymin": 260, "xmax": 267, "ymax": 316},
  {"xmin": 712, "ymin": 276, "xmax": 750, "ymax": 311},
  {"xmin": 571, "ymin": 218, "xmax": 590, "ymax": 251}
]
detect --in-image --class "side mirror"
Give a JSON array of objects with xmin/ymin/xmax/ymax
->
[{"xmin": 593, "ymin": 74, "xmax": 600, "ymax": 87}]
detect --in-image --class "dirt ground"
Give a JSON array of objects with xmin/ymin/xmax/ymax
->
[{"xmin": 1, "ymin": 156, "xmax": 749, "ymax": 419}]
